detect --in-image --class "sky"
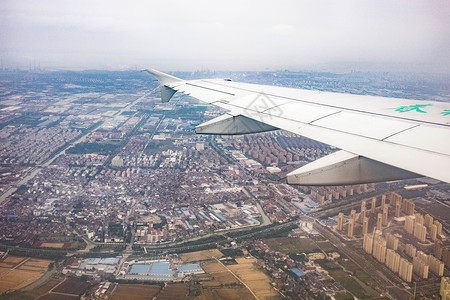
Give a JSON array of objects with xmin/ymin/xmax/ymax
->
[{"xmin": 1, "ymin": 0, "xmax": 449, "ymax": 72}]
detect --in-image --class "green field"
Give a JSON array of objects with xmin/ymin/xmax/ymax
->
[
  {"xmin": 317, "ymin": 259, "xmax": 380, "ymax": 299},
  {"xmin": 264, "ymin": 237, "xmax": 320, "ymax": 254},
  {"xmin": 334, "ymin": 290, "xmax": 354, "ymax": 300},
  {"xmin": 315, "ymin": 240, "xmax": 338, "ymax": 252}
]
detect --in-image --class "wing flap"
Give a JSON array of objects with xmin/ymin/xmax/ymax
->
[
  {"xmin": 195, "ymin": 113, "xmax": 278, "ymax": 135},
  {"xmin": 287, "ymin": 150, "xmax": 420, "ymax": 185}
]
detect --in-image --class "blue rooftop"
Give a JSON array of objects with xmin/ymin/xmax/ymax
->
[
  {"xmin": 124, "ymin": 274, "xmax": 173, "ymax": 280},
  {"xmin": 291, "ymin": 268, "xmax": 305, "ymax": 278},
  {"xmin": 214, "ymin": 213, "xmax": 226, "ymax": 222},
  {"xmin": 100, "ymin": 257, "xmax": 120, "ymax": 265},
  {"xmin": 88, "ymin": 258, "xmax": 101, "ymax": 264},
  {"xmin": 130, "ymin": 264, "xmax": 150, "ymax": 274},
  {"xmin": 178, "ymin": 264, "xmax": 201, "ymax": 271},
  {"xmin": 293, "ymin": 202, "xmax": 303, "ymax": 209},
  {"xmin": 150, "ymin": 262, "xmax": 173, "ymax": 275}
]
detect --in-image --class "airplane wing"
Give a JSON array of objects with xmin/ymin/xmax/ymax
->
[{"xmin": 145, "ymin": 69, "xmax": 450, "ymax": 185}]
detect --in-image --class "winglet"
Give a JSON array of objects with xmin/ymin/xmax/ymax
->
[
  {"xmin": 144, "ymin": 69, "xmax": 182, "ymax": 85},
  {"xmin": 144, "ymin": 69, "xmax": 183, "ymax": 102}
]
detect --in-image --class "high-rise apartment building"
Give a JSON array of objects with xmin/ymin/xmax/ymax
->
[
  {"xmin": 337, "ymin": 212, "xmax": 344, "ymax": 231},
  {"xmin": 376, "ymin": 213, "xmax": 383, "ymax": 231},
  {"xmin": 399, "ymin": 258, "xmax": 413, "ymax": 282},
  {"xmin": 348, "ymin": 217, "xmax": 355, "ymax": 238}
]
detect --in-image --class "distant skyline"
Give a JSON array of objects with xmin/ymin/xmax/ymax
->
[{"xmin": 1, "ymin": 0, "xmax": 449, "ymax": 73}]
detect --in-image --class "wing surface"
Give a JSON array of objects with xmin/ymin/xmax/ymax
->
[{"xmin": 145, "ymin": 69, "xmax": 450, "ymax": 185}]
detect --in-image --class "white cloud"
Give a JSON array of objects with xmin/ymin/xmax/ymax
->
[
  {"xmin": 268, "ymin": 24, "xmax": 295, "ymax": 36},
  {"xmin": 0, "ymin": 0, "xmax": 448, "ymax": 72}
]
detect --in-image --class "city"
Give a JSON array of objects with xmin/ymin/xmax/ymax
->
[{"xmin": 0, "ymin": 69, "xmax": 449, "ymax": 299}]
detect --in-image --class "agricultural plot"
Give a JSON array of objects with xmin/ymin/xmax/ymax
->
[
  {"xmin": 38, "ymin": 294, "xmax": 78, "ymax": 300},
  {"xmin": 264, "ymin": 237, "xmax": 319, "ymax": 254},
  {"xmin": 25, "ymin": 258, "xmax": 54, "ymax": 268},
  {"xmin": 315, "ymin": 240, "xmax": 338, "ymax": 253},
  {"xmin": 0, "ymin": 256, "xmax": 52, "ymax": 295},
  {"xmin": 196, "ymin": 288, "xmax": 254, "ymax": 300},
  {"xmin": 111, "ymin": 284, "xmax": 161, "ymax": 300},
  {"xmin": 180, "ymin": 249, "xmax": 223, "ymax": 262},
  {"xmin": 202, "ymin": 261, "xmax": 227, "ymax": 273},
  {"xmin": 0, "ymin": 269, "xmax": 46, "ymax": 294},
  {"xmin": 52, "ymin": 278, "xmax": 90, "ymax": 295},
  {"xmin": 317, "ymin": 259, "xmax": 379, "ymax": 299},
  {"xmin": 0, "ymin": 267, "xmax": 10, "ymax": 275},
  {"xmin": 201, "ymin": 261, "xmax": 238, "ymax": 287},
  {"xmin": 157, "ymin": 283, "xmax": 190, "ymax": 300},
  {"xmin": 2, "ymin": 256, "xmax": 25, "ymax": 264},
  {"xmin": 27, "ymin": 278, "xmax": 63, "ymax": 298},
  {"xmin": 227, "ymin": 257, "xmax": 280, "ymax": 300},
  {"xmin": 199, "ymin": 257, "xmax": 279, "ymax": 299}
]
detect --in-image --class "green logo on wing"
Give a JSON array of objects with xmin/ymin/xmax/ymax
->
[
  {"xmin": 441, "ymin": 109, "xmax": 450, "ymax": 116},
  {"xmin": 394, "ymin": 104, "xmax": 432, "ymax": 113}
]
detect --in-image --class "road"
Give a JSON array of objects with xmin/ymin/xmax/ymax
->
[
  {"xmin": 242, "ymin": 187, "xmax": 271, "ymax": 226},
  {"xmin": 74, "ymin": 229, "xmax": 97, "ymax": 253}
]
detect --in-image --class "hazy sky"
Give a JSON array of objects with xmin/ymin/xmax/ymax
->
[{"xmin": 1, "ymin": 0, "xmax": 449, "ymax": 72}]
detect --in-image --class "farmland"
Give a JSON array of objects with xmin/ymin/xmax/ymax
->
[
  {"xmin": 27, "ymin": 278, "xmax": 63, "ymax": 298},
  {"xmin": 110, "ymin": 283, "xmax": 190, "ymax": 300},
  {"xmin": 24, "ymin": 277, "xmax": 92, "ymax": 299},
  {"xmin": 158, "ymin": 283, "xmax": 190, "ymax": 300},
  {"xmin": 180, "ymin": 249, "xmax": 223, "ymax": 262},
  {"xmin": 264, "ymin": 237, "xmax": 320, "ymax": 254},
  {"xmin": 201, "ymin": 261, "xmax": 239, "ymax": 287},
  {"xmin": 315, "ymin": 240, "xmax": 338, "ymax": 253},
  {"xmin": 195, "ymin": 288, "xmax": 254, "ymax": 300},
  {"xmin": 196, "ymin": 256, "xmax": 280, "ymax": 300},
  {"xmin": 227, "ymin": 257, "xmax": 280, "ymax": 299},
  {"xmin": 194, "ymin": 260, "xmax": 254, "ymax": 300},
  {"xmin": 52, "ymin": 278, "xmax": 90, "ymax": 295},
  {"xmin": 111, "ymin": 284, "xmax": 161, "ymax": 300},
  {"xmin": 38, "ymin": 294, "xmax": 78, "ymax": 300},
  {"xmin": 0, "ymin": 256, "xmax": 52, "ymax": 295},
  {"xmin": 316, "ymin": 259, "xmax": 379, "ymax": 299}
]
